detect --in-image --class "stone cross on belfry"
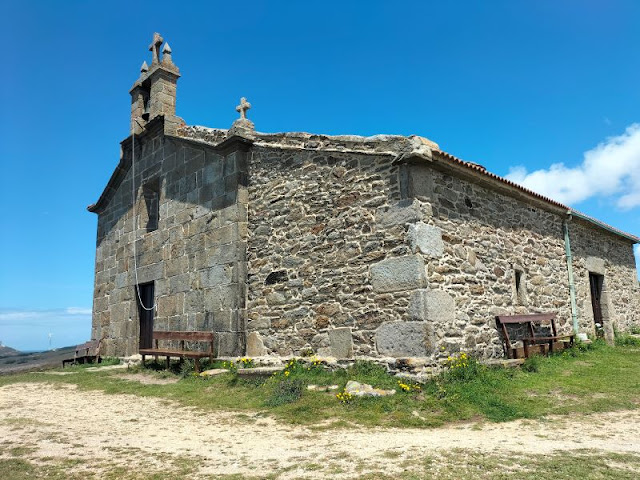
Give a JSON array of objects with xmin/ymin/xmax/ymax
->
[
  {"xmin": 236, "ymin": 97, "xmax": 251, "ymax": 120},
  {"xmin": 149, "ymin": 32, "xmax": 164, "ymax": 64}
]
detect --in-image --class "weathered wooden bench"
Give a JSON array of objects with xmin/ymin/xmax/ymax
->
[
  {"xmin": 496, "ymin": 313, "xmax": 575, "ymax": 359},
  {"xmin": 62, "ymin": 339, "xmax": 102, "ymax": 367},
  {"xmin": 138, "ymin": 331, "xmax": 214, "ymax": 373}
]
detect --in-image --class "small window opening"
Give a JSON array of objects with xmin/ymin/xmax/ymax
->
[
  {"xmin": 265, "ymin": 270, "xmax": 288, "ymax": 285},
  {"xmin": 589, "ymin": 273, "xmax": 605, "ymax": 337},
  {"xmin": 514, "ymin": 269, "xmax": 527, "ymax": 305},
  {"xmin": 142, "ymin": 180, "xmax": 160, "ymax": 232},
  {"xmin": 142, "ymin": 93, "xmax": 150, "ymax": 120}
]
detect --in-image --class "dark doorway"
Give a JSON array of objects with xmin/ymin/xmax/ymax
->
[
  {"xmin": 589, "ymin": 273, "xmax": 604, "ymax": 334},
  {"xmin": 137, "ymin": 282, "xmax": 155, "ymax": 349}
]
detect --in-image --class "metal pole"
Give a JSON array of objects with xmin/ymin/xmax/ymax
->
[{"xmin": 564, "ymin": 215, "xmax": 579, "ymax": 334}]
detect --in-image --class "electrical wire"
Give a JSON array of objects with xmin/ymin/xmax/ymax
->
[{"xmin": 131, "ymin": 121, "xmax": 157, "ymax": 312}]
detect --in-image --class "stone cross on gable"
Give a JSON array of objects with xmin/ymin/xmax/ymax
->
[
  {"xmin": 149, "ymin": 32, "xmax": 164, "ymax": 64},
  {"xmin": 236, "ymin": 97, "xmax": 251, "ymax": 120}
]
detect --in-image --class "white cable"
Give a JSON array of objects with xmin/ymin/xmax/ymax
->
[{"xmin": 131, "ymin": 123, "xmax": 157, "ymax": 312}]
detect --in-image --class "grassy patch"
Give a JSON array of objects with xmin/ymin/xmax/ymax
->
[
  {"xmin": 1, "ymin": 342, "xmax": 639, "ymax": 428},
  {"xmin": 359, "ymin": 449, "xmax": 640, "ymax": 479},
  {"xmin": 2, "ymin": 447, "xmax": 639, "ymax": 479},
  {"xmin": 615, "ymin": 333, "xmax": 640, "ymax": 347}
]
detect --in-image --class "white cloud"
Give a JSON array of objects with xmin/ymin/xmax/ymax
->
[
  {"xmin": 65, "ymin": 307, "xmax": 92, "ymax": 315},
  {"xmin": 506, "ymin": 123, "xmax": 640, "ymax": 209},
  {"xmin": 0, "ymin": 308, "xmax": 91, "ymax": 324}
]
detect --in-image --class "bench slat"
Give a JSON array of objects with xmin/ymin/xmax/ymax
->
[
  {"xmin": 522, "ymin": 335, "xmax": 574, "ymax": 342},
  {"xmin": 495, "ymin": 313, "xmax": 556, "ymax": 324},
  {"xmin": 139, "ymin": 348, "xmax": 213, "ymax": 358},
  {"xmin": 152, "ymin": 331, "xmax": 215, "ymax": 341}
]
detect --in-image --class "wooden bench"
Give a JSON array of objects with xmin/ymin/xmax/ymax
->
[
  {"xmin": 496, "ymin": 313, "xmax": 575, "ymax": 359},
  {"xmin": 138, "ymin": 331, "xmax": 214, "ymax": 373},
  {"xmin": 62, "ymin": 339, "xmax": 102, "ymax": 367}
]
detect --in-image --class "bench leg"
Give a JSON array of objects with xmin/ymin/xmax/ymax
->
[
  {"xmin": 142, "ymin": 354, "xmax": 146, "ymax": 368},
  {"xmin": 194, "ymin": 358, "xmax": 200, "ymax": 374},
  {"xmin": 523, "ymin": 341, "xmax": 529, "ymax": 359},
  {"xmin": 166, "ymin": 356, "xmax": 170, "ymax": 370}
]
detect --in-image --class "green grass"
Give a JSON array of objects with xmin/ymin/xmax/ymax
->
[
  {"xmin": 63, "ymin": 356, "xmax": 121, "ymax": 370},
  {"xmin": 615, "ymin": 333, "xmax": 640, "ymax": 347},
  {"xmin": 361, "ymin": 449, "xmax": 640, "ymax": 479},
  {"xmin": 2, "ymin": 448, "xmax": 639, "ymax": 479},
  {"xmin": 1, "ymin": 341, "xmax": 639, "ymax": 428}
]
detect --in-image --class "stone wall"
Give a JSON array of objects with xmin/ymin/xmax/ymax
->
[
  {"xmin": 91, "ymin": 125, "xmax": 247, "ymax": 357},
  {"xmin": 569, "ymin": 220, "xmax": 640, "ymax": 340},
  {"xmin": 417, "ymin": 164, "xmax": 575, "ymax": 359},
  {"xmin": 92, "ymin": 123, "xmax": 639, "ymax": 362},
  {"xmin": 246, "ymin": 146, "xmax": 408, "ymax": 358},
  {"xmin": 245, "ymin": 147, "xmax": 640, "ymax": 364}
]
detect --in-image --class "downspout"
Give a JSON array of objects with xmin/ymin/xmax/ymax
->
[{"xmin": 564, "ymin": 213, "xmax": 579, "ymax": 334}]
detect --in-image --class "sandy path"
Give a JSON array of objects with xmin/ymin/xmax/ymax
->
[{"xmin": 1, "ymin": 382, "xmax": 640, "ymax": 478}]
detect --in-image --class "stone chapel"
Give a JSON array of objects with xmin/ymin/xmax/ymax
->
[{"xmin": 89, "ymin": 34, "xmax": 640, "ymax": 363}]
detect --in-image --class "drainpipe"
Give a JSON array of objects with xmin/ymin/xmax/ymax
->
[{"xmin": 564, "ymin": 214, "xmax": 579, "ymax": 334}]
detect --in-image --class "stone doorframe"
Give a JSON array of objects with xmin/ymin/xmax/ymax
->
[{"xmin": 585, "ymin": 256, "xmax": 614, "ymax": 344}]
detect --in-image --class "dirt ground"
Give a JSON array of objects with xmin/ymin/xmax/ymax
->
[{"xmin": 1, "ymin": 381, "xmax": 640, "ymax": 478}]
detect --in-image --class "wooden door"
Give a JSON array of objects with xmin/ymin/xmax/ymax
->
[
  {"xmin": 589, "ymin": 273, "xmax": 604, "ymax": 332},
  {"xmin": 137, "ymin": 282, "xmax": 155, "ymax": 349}
]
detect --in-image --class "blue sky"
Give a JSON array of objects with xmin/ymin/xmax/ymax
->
[{"xmin": 1, "ymin": 1, "xmax": 639, "ymax": 351}]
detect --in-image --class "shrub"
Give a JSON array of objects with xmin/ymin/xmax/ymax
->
[
  {"xmin": 615, "ymin": 333, "xmax": 640, "ymax": 347},
  {"xmin": 265, "ymin": 378, "xmax": 306, "ymax": 406},
  {"xmin": 347, "ymin": 360, "xmax": 395, "ymax": 388},
  {"xmin": 179, "ymin": 359, "xmax": 195, "ymax": 378},
  {"xmin": 629, "ymin": 325, "xmax": 640, "ymax": 335},
  {"xmin": 99, "ymin": 357, "xmax": 121, "ymax": 367},
  {"xmin": 521, "ymin": 355, "xmax": 541, "ymax": 373}
]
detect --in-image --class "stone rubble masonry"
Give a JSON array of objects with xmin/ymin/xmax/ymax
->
[
  {"xmin": 241, "ymin": 135, "xmax": 639, "ymax": 364},
  {"xmin": 91, "ymin": 119, "xmax": 640, "ymax": 365}
]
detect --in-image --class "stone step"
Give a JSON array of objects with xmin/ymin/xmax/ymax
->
[{"xmin": 482, "ymin": 358, "xmax": 526, "ymax": 368}]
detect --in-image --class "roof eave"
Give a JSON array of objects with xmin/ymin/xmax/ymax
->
[{"xmin": 430, "ymin": 150, "xmax": 639, "ymax": 244}]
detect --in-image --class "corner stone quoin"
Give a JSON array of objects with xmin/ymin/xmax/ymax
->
[
  {"xmin": 370, "ymin": 255, "xmax": 427, "ymax": 293},
  {"xmin": 408, "ymin": 222, "xmax": 444, "ymax": 258}
]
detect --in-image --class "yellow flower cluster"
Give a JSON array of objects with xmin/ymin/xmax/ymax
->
[
  {"xmin": 397, "ymin": 380, "xmax": 421, "ymax": 392},
  {"xmin": 277, "ymin": 359, "xmax": 297, "ymax": 378},
  {"xmin": 446, "ymin": 352, "xmax": 469, "ymax": 369},
  {"xmin": 336, "ymin": 390, "xmax": 353, "ymax": 404},
  {"xmin": 236, "ymin": 357, "xmax": 254, "ymax": 368}
]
